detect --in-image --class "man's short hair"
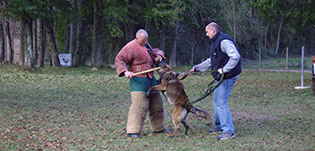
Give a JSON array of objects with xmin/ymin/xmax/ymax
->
[
  {"xmin": 206, "ymin": 22, "xmax": 220, "ymax": 32},
  {"xmin": 136, "ymin": 29, "xmax": 148, "ymax": 38}
]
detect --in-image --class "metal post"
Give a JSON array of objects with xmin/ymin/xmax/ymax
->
[
  {"xmin": 301, "ymin": 46, "xmax": 304, "ymax": 87},
  {"xmin": 258, "ymin": 48, "xmax": 261, "ymax": 70},
  {"xmin": 286, "ymin": 47, "xmax": 288, "ymax": 70},
  {"xmin": 295, "ymin": 46, "xmax": 310, "ymax": 89},
  {"xmin": 312, "ymin": 56, "xmax": 315, "ymax": 95}
]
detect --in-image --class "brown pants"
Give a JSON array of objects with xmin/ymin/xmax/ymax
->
[{"xmin": 127, "ymin": 91, "xmax": 165, "ymax": 134}]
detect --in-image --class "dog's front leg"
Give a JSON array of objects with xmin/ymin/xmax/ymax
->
[{"xmin": 146, "ymin": 80, "xmax": 168, "ymax": 97}]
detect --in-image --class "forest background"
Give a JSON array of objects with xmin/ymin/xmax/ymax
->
[{"xmin": 0, "ymin": 0, "xmax": 314, "ymax": 68}]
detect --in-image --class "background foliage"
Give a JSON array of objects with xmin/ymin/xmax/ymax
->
[{"xmin": 1, "ymin": 0, "xmax": 314, "ymax": 67}]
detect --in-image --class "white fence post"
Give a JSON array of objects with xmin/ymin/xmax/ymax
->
[
  {"xmin": 295, "ymin": 46, "xmax": 310, "ymax": 89},
  {"xmin": 312, "ymin": 56, "xmax": 315, "ymax": 95}
]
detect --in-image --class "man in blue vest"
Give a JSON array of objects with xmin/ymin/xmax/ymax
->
[{"xmin": 190, "ymin": 22, "xmax": 241, "ymax": 140}]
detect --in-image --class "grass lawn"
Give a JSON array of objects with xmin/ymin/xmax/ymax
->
[{"xmin": 0, "ymin": 65, "xmax": 314, "ymax": 150}]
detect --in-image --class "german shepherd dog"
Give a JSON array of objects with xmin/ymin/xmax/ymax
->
[{"xmin": 147, "ymin": 66, "xmax": 211, "ymax": 138}]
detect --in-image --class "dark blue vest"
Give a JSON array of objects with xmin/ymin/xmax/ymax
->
[{"xmin": 210, "ymin": 32, "xmax": 241, "ymax": 80}]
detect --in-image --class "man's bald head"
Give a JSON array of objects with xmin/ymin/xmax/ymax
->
[
  {"xmin": 206, "ymin": 22, "xmax": 220, "ymax": 32},
  {"xmin": 135, "ymin": 29, "xmax": 148, "ymax": 46},
  {"xmin": 205, "ymin": 22, "xmax": 220, "ymax": 39}
]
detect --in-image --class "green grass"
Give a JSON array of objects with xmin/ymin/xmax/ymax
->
[
  {"xmin": 242, "ymin": 56, "xmax": 313, "ymax": 70},
  {"xmin": 0, "ymin": 65, "xmax": 314, "ymax": 150}
]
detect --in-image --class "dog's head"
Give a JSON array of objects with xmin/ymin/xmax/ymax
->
[
  {"xmin": 158, "ymin": 64, "xmax": 172, "ymax": 73},
  {"xmin": 159, "ymin": 71, "xmax": 181, "ymax": 82}
]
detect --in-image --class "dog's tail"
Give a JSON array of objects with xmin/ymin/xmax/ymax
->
[{"xmin": 188, "ymin": 104, "xmax": 211, "ymax": 125}]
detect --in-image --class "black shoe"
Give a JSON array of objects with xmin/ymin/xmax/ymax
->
[
  {"xmin": 209, "ymin": 128, "xmax": 223, "ymax": 134},
  {"xmin": 128, "ymin": 133, "xmax": 140, "ymax": 138},
  {"xmin": 153, "ymin": 128, "xmax": 171, "ymax": 134}
]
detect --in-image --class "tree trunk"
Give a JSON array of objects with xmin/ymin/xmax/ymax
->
[
  {"xmin": 190, "ymin": 47, "xmax": 194, "ymax": 65},
  {"xmin": 125, "ymin": 1, "xmax": 135, "ymax": 41},
  {"xmin": 4, "ymin": 19, "xmax": 13, "ymax": 64},
  {"xmin": 125, "ymin": 24, "xmax": 134, "ymax": 42},
  {"xmin": 74, "ymin": 21, "xmax": 86, "ymax": 67},
  {"xmin": 33, "ymin": 19, "xmax": 38, "ymax": 64},
  {"xmin": 64, "ymin": 17, "xmax": 70, "ymax": 53},
  {"xmin": 159, "ymin": 24, "xmax": 166, "ymax": 51},
  {"xmin": 97, "ymin": 36, "xmax": 103, "ymax": 67},
  {"xmin": 96, "ymin": 18, "xmax": 103, "ymax": 67},
  {"xmin": 37, "ymin": 20, "xmax": 46, "ymax": 67},
  {"xmin": 275, "ymin": 15, "xmax": 284, "ymax": 54},
  {"xmin": 19, "ymin": 21, "xmax": 25, "ymax": 66},
  {"xmin": 144, "ymin": 0, "xmax": 153, "ymax": 31},
  {"xmin": 249, "ymin": 0, "xmax": 252, "ymax": 30},
  {"xmin": 92, "ymin": 2, "xmax": 102, "ymax": 67},
  {"xmin": 92, "ymin": 3, "xmax": 98, "ymax": 67},
  {"xmin": 26, "ymin": 21, "xmax": 35, "ymax": 69},
  {"xmin": 169, "ymin": 12, "xmax": 178, "ymax": 67},
  {"xmin": 264, "ymin": 20, "xmax": 271, "ymax": 49},
  {"xmin": 70, "ymin": 0, "xmax": 77, "ymax": 66},
  {"xmin": 0, "ymin": 23, "xmax": 4, "ymax": 63},
  {"xmin": 74, "ymin": 0, "xmax": 86, "ymax": 67},
  {"xmin": 45, "ymin": 21, "xmax": 60, "ymax": 66},
  {"xmin": 232, "ymin": 0, "xmax": 236, "ymax": 42}
]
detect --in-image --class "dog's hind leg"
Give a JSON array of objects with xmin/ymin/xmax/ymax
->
[
  {"xmin": 181, "ymin": 110, "xmax": 189, "ymax": 135},
  {"xmin": 169, "ymin": 117, "xmax": 180, "ymax": 138},
  {"xmin": 181, "ymin": 120, "xmax": 189, "ymax": 135},
  {"xmin": 169, "ymin": 106, "xmax": 184, "ymax": 138}
]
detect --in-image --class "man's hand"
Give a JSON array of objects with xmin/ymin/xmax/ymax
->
[
  {"xmin": 154, "ymin": 55, "xmax": 163, "ymax": 62},
  {"xmin": 218, "ymin": 68, "xmax": 223, "ymax": 74},
  {"xmin": 189, "ymin": 68, "xmax": 195, "ymax": 73},
  {"xmin": 124, "ymin": 71, "xmax": 134, "ymax": 78}
]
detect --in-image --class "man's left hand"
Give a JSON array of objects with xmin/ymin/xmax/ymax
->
[
  {"xmin": 218, "ymin": 68, "xmax": 223, "ymax": 74},
  {"xmin": 154, "ymin": 55, "xmax": 163, "ymax": 62}
]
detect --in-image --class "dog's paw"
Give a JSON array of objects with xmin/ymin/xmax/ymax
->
[{"xmin": 168, "ymin": 135, "xmax": 175, "ymax": 138}]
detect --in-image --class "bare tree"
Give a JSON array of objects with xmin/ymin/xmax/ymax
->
[
  {"xmin": 0, "ymin": 23, "xmax": 4, "ymax": 63},
  {"xmin": 64, "ymin": 17, "xmax": 70, "ymax": 53},
  {"xmin": 275, "ymin": 15, "xmax": 284, "ymax": 54},
  {"xmin": 19, "ymin": 20, "xmax": 25, "ymax": 66},
  {"xmin": 26, "ymin": 20, "xmax": 35, "ymax": 68},
  {"xmin": 159, "ymin": 24, "xmax": 166, "ymax": 52},
  {"xmin": 37, "ymin": 19, "xmax": 46, "ymax": 67},
  {"xmin": 45, "ymin": 21, "xmax": 60, "ymax": 66},
  {"xmin": 169, "ymin": 11, "xmax": 178, "ymax": 67},
  {"xmin": 92, "ymin": 2, "xmax": 103, "ymax": 67},
  {"xmin": 264, "ymin": 21, "xmax": 271, "ymax": 49},
  {"xmin": 73, "ymin": 0, "xmax": 87, "ymax": 67},
  {"xmin": 33, "ymin": 19, "xmax": 38, "ymax": 64},
  {"xmin": 70, "ymin": 0, "xmax": 77, "ymax": 65},
  {"xmin": 4, "ymin": 19, "xmax": 13, "ymax": 64},
  {"xmin": 232, "ymin": 0, "xmax": 236, "ymax": 42}
]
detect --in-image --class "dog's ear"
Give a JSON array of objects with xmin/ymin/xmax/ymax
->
[
  {"xmin": 164, "ymin": 72, "xmax": 173, "ymax": 81},
  {"xmin": 175, "ymin": 73, "xmax": 180, "ymax": 77},
  {"xmin": 165, "ymin": 64, "xmax": 172, "ymax": 71},
  {"xmin": 161, "ymin": 64, "xmax": 171, "ymax": 72}
]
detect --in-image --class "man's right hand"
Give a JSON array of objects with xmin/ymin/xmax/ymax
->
[
  {"xmin": 124, "ymin": 71, "xmax": 134, "ymax": 78},
  {"xmin": 189, "ymin": 68, "xmax": 195, "ymax": 73}
]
